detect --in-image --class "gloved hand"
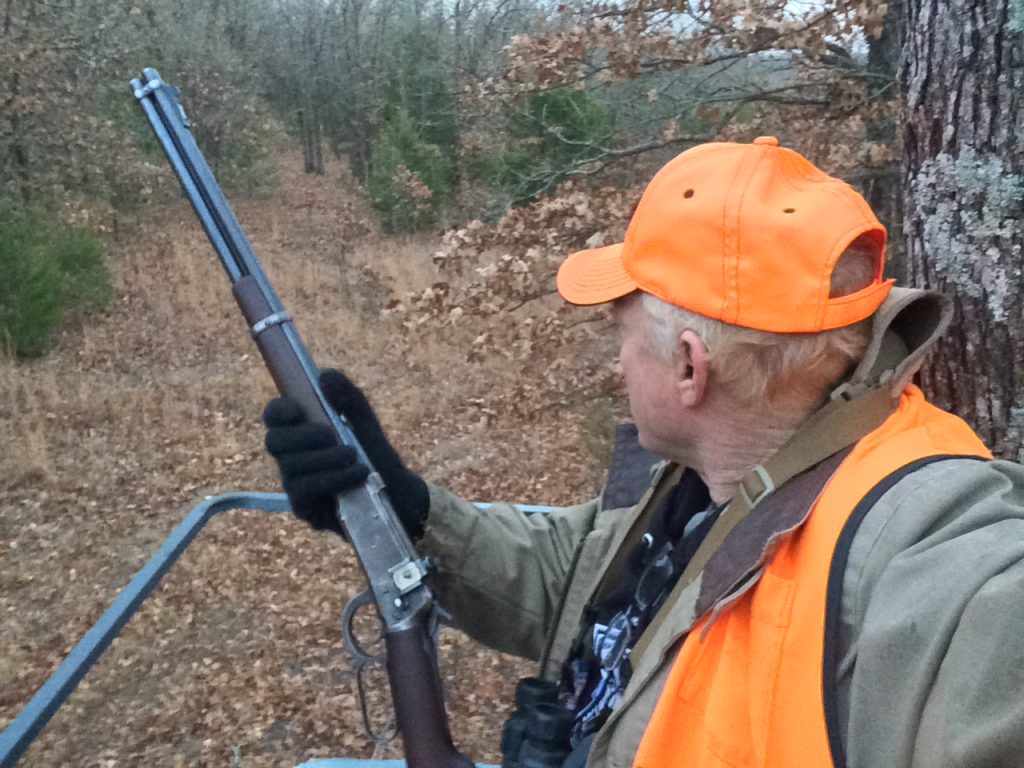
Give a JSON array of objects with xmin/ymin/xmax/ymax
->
[{"xmin": 263, "ymin": 369, "xmax": 430, "ymax": 539}]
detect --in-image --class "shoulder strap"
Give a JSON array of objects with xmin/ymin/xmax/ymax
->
[
  {"xmin": 735, "ymin": 388, "xmax": 897, "ymax": 511},
  {"xmin": 630, "ymin": 387, "xmax": 898, "ymax": 666},
  {"xmin": 731, "ymin": 288, "xmax": 954, "ymax": 509}
]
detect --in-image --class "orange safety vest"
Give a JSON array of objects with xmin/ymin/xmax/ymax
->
[{"xmin": 633, "ymin": 385, "xmax": 991, "ymax": 768}]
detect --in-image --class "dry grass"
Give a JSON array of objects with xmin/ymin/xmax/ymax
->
[{"xmin": 0, "ymin": 154, "xmax": 612, "ymax": 767}]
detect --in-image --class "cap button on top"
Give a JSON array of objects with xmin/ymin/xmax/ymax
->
[{"xmin": 753, "ymin": 136, "xmax": 779, "ymax": 146}]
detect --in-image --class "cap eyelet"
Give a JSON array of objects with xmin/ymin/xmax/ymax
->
[{"xmin": 683, "ymin": 189, "xmax": 695, "ymax": 199}]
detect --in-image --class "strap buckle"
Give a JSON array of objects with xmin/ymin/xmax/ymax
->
[
  {"xmin": 832, "ymin": 371, "xmax": 896, "ymax": 402},
  {"xmin": 739, "ymin": 464, "xmax": 775, "ymax": 509}
]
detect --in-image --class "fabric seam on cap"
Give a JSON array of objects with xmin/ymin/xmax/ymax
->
[
  {"xmin": 820, "ymin": 218, "xmax": 885, "ymax": 322},
  {"xmin": 725, "ymin": 147, "xmax": 769, "ymax": 324},
  {"xmin": 826, "ymin": 279, "xmax": 894, "ymax": 307},
  {"xmin": 586, "ymin": 245, "xmax": 628, "ymax": 289},
  {"xmin": 774, "ymin": 148, "xmax": 831, "ymax": 328},
  {"xmin": 721, "ymin": 147, "xmax": 756, "ymax": 321},
  {"xmin": 775, "ymin": 150, "xmax": 818, "ymax": 194},
  {"xmin": 622, "ymin": 169, "xmax": 661, "ymax": 288},
  {"xmin": 814, "ymin": 188, "xmax": 875, "ymax": 327}
]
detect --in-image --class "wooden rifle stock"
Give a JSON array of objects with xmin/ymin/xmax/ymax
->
[{"xmin": 387, "ymin": 625, "xmax": 475, "ymax": 768}]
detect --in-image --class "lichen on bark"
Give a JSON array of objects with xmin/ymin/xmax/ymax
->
[
  {"xmin": 909, "ymin": 147, "xmax": 1024, "ymax": 322},
  {"xmin": 1009, "ymin": 0, "xmax": 1024, "ymax": 33}
]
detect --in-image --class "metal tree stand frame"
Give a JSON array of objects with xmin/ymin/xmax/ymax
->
[{"xmin": 1, "ymin": 492, "xmax": 537, "ymax": 767}]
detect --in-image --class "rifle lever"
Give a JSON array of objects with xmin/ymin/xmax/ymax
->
[{"xmin": 341, "ymin": 589, "xmax": 385, "ymax": 665}]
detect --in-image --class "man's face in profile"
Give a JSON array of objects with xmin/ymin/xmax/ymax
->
[{"xmin": 613, "ymin": 294, "xmax": 684, "ymax": 459}]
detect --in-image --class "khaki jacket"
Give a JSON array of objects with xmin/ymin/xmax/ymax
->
[{"xmin": 422, "ymin": 456, "xmax": 1024, "ymax": 768}]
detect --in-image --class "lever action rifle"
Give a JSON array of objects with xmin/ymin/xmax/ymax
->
[{"xmin": 130, "ymin": 68, "xmax": 473, "ymax": 768}]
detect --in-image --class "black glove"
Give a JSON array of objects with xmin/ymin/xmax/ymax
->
[{"xmin": 263, "ymin": 369, "xmax": 430, "ymax": 539}]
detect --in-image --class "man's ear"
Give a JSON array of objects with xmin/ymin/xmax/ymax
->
[{"xmin": 675, "ymin": 329, "xmax": 708, "ymax": 407}]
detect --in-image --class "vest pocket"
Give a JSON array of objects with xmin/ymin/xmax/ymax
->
[{"xmin": 673, "ymin": 570, "xmax": 796, "ymax": 767}]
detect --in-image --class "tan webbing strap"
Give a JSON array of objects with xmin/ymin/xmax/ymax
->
[
  {"xmin": 736, "ymin": 387, "xmax": 897, "ymax": 509},
  {"xmin": 629, "ymin": 387, "xmax": 898, "ymax": 666}
]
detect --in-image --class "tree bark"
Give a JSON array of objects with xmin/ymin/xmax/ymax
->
[
  {"xmin": 298, "ymin": 106, "xmax": 316, "ymax": 174},
  {"xmin": 900, "ymin": 0, "xmax": 1024, "ymax": 459},
  {"xmin": 312, "ymin": 108, "xmax": 325, "ymax": 175}
]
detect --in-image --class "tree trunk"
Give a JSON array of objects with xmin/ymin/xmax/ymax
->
[
  {"xmin": 298, "ymin": 107, "xmax": 314, "ymax": 173},
  {"xmin": 900, "ymin": 0, "xmax": 1024, "ymax": 459},
  {"xmin": 312, "ymin": 108, "xmax": 325, "ymax": 175},
  {"xmin": 8, "ymin": 71, "xmax": 32, "ymax": 204},
  {"xmin": 4, "ymin": 0, "xmax": 34, "ymax": 205},
  {"xmin": 299, "ymin": 0, "xmax": 325, "ymax": 176}
]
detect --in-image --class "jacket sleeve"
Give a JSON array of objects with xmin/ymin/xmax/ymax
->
[
  {"xmin": 838, "ymin": 458, "xmax": 1024, "ymax": 768},
  {"xmin": 417, "ymin": 483, "xmax": 603, "ymax": 661}
]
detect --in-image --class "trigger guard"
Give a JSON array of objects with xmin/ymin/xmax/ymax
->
[{"xmin": 341, "ymin": 589, "xmax": 386, "ymax": 664}]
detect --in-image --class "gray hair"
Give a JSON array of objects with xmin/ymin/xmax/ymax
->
[{"xmin": 641, "ymin": 236, "xmax": 878, "ymax": 418}]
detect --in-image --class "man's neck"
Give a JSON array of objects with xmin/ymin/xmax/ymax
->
[{"xmin": 682, "ymin": 406, "xmax": 804, "ymax": 506}]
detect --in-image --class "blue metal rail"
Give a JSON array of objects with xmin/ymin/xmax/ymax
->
[{"xmin": 0, "ymin": 493, "xmax": 549, "ymax": 768}]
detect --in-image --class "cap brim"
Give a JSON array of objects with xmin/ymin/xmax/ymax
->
[{"xmin": 556, "ymin": 243, "xmax": 639, "ymax": 306}]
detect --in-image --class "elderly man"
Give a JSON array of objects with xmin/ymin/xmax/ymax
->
[{"xmin": 264, "ymin": 138, "xmax": 1024, "ymax": 767}]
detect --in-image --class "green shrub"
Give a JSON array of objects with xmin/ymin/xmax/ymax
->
[
  {"xmin": 382, "ymin": 32, "xmax": 459, "ymax": 156},
  {"xmin": 0, "ymin": 212, "xmax": 113, "ymax": 357},
  {"xmin": 368, "ymin": 108, "xmax": 450, "ymax": 233},
  {"xmin": 485, "ymin": 87, "xmax": 613, "ymax": 206}
]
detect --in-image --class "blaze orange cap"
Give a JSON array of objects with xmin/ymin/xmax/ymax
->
[{"xmin": 556, "ymin": 137, "xmax": 894, "ymax": 332}]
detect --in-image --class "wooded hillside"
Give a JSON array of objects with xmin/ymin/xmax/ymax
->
[{"xmin": 1, "ymin": 1, "xmax": 1021, "ymax": 765}]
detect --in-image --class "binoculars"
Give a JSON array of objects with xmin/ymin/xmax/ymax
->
[{"xmin": 501, "ymin": 677, "xmax": 575, "ymax": 768}]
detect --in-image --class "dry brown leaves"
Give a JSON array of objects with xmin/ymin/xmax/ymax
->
[
  {"xmin": 1, "ymin": 152, "xmax": 617, "ymax": 766},
  {"xmin": 486, "ymin": 0, "xmax": 891, "ymax": 94},
  {"xmin": 381, "ymin": 181, "xmax": 636, "ymax": 455}
]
